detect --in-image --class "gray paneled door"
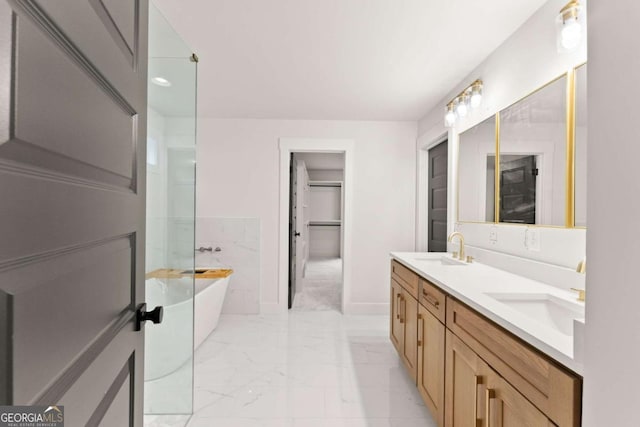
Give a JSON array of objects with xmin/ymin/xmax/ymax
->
[
  {"xmin": 428, "ymin": 141, "xmax": 448, "ymax": 252},
  {"xmin": 0, "ymin": 1, "xmax": 149, "ymax": 426}
]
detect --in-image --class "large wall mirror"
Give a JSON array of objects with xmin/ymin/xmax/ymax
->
[
  {"xmin": 458, "ymin": 115, "xmax": 496, "ymax": 222},
  {"xmin": 575, "ymin": 63, "xmax": 587, "ymax": 227},
  {"xmin": 457, "ymin": 64, "xmax": 586, "ymax": 228},
  {"xmin": 499, "ymin": 75, "xmax": 567, "ymax": 226}
]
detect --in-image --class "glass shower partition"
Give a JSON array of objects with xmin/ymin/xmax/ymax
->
[{"xmin": 144, "ymin": 3, "xmax": 197, "ymax": 424}]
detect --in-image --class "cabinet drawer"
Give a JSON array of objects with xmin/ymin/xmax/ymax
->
[
  {"xmin": 419, "ymin": 279, "xmax": 446, "ymax": 324},
  {"xmin": 391, "ymin": 260, "xmax": 419, "ymax": 299},
  {"xmin": 446, "ymin": 299, "xmax": 581, "ymax": 427}
]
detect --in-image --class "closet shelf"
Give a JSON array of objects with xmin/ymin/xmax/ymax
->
[
  {"xmin": 309, "ymin": 180, "xmax": 342, "ymax": 188},
  {"xmin": 309, "ymin": 220, "xmax": 342, "ymax": 227}
]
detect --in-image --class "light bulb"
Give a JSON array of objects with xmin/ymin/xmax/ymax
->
[
  {"xmin": 445, "ymin": 109, "xmax": 456, "ymax": 127},
  {"xmin": 151, "ymin": 76, "xmax": 172, "ymax": 87},
  {"xmin": 455, "ymin": 100, "xmax": 468, "ymax": 118},
  {"xmin": 470, "ymin": 92, "xmax": 482, "ymax": 109},
  {"xmin": 561, "ymin": 19, "xmax": 581, "ymax": 50}
]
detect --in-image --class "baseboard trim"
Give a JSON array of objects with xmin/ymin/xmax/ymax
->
[{"xmin": 343, "ymin": 302, "xmax": 390, "ymax": 315}]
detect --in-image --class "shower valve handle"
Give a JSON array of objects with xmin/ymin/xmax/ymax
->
[{"xmin": 135, "ymin": 303, "xmax": 164, "ymax": 331}]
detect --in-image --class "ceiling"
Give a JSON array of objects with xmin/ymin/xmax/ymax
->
[{"xmin": 153, "ymin": 0, "xmax": 549, "ymax": 120}]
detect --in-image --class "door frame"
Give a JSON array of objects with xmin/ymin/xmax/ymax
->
[
  {"xmin": 417, "ymin": 133, "xmax": 450, "ymax": 252},
  {"xmin": 278, "ymin": 138, "xmax": 354, "ymax": 314}
]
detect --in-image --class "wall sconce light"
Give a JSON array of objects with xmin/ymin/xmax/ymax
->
[
  {"xmin": 556, "ymin": 0, "xmax": 584, "ymax": 52},
  {"xmin": 444, "ymin": 79, "xmax": 483, "ymax": 127}
]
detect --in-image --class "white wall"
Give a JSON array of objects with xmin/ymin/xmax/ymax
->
[
  {"xmin": 583, "ymin": 1, "xmax": 640, "ymax": 425},
  {"xmin": 416, "ymin": 0, "xmax": 587, "ymax": 277},
  {"xmin": 308, "ymin": 169, "xmax": 344, "ymax": 181},
  {"xmin": 195, "ymin": 217, "xmax": 260, "ymax": 314},
  {"xmin": 196, "ymin": 119, "xmax": 416, "ymax": 313}
]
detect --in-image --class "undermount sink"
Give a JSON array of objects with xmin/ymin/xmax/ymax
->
[
  {"xmin": 485, "ymin": 292, "xmax": 584, "ymax": 336},
  {"xmin": 412, "ymin": 255, "xmax": 469, "ymax": 266}
]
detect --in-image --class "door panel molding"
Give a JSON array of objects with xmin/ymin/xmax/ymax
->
[
  {"xmin": 88, "ymin": 0, "xmax": 139, "ymax": 67},
  {"xmin": 9, "ymin": 0, "xmax": 137, "ymax": 115},
  {"xmin": 34, "ymin": 309, "xmax": 135, "ymax": 406},
  {"xmin": 0, "ymin": 141, "xmax": 134, "ymax": 192},
  {"xmin": 1, "ymin": 235, "xmax": 136, "ymax": 403},
  {"xmin": 7, "ymin": 10, "xmax": 139, "ymax": 190},
  {"xmin": 86, "ymin": 354, "xmax": 134, "ymax": 427},
  {"xmin": 0, "ymin": 233, "xmax": 134, "ymax": 273},
  {"xmin": 0, "ymin": 2, "xmax": 11, "ymax": 145}
]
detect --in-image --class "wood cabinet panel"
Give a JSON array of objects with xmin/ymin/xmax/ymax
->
[
  {"xmin": 445, "ymin": 330, "xmax": 487, "ymax": 427},
  {"xmin": 391, "ymin": 260, "xmax": 419, "ymax": 299},
  {"xmin": 418, "ymin": 304, "xmax": 445, "ymax": 427},
  {"xmin": 419, "ymin": 278, "xmax": 447, "ymax": 323},
  {"xmin": 401, "ymin": 288, "xmax": 418, "ymax": 383},
  {"xmin": 486, "ymin": 371, "xmax": 553, "ymax": 427},
  {"xmin": 390, "ymin": 278, "xmax": 403, "ymax": 354}
]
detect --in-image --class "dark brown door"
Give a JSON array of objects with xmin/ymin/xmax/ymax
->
[
  {"xmin": 428, "ymin": 141, "xmax": 448, "ymax": 252},
  {"xmin": 500, "ymin": 155, "xmax": 537, "ymax": 224},
  {"xmin": 0, "ymin": 1, "xmax": 148, "ymax": 425},
  {"xmin": 288, "ymin": 154, "xmax": 298, "ymax": 308}
]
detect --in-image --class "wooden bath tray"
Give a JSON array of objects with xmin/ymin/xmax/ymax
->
[{"xmin": 146, "ymin": 268, "xmax": 234, "ymax": 279}]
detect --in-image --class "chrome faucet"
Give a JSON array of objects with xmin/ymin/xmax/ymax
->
[{"xmin": 447, "ymin": 232, "xmax": 465, "ymax": 261}]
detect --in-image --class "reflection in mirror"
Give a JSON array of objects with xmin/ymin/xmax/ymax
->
[
  {"xmin": 499, "ymin": 75, "xmax": 567, "ymax": 226},
  {"xmin": 575, "ymin": 64, "xmax": 587, "ymax": 227},
  {"xmin": 458, "ymin": 115, "xmax": 496, "ymax": 222}
]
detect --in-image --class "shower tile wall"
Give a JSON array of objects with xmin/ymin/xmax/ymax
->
[{"xmin": 196, "ymin": 217, "xmax": 260, "ymax": 314}]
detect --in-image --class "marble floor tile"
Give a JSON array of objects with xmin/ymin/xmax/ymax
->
[
  {"xmin": 292, "ymin": 258, "xmax": 342, "ymax": 311},
  {"xmin": 144, "ymin": 414, "xmax": 191, "ymax": 427},
  {"xmin": 183, "ymin": 311, "xmax": 437, "ymax": 427}
]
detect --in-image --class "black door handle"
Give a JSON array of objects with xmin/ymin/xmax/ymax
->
[
  {"xmin": 136, "ymin": 303, "xmax": 164, "ymax": 331},
  {"xmin": 295, "ymin": 232, "xmax": 301, "ymax": 236}
]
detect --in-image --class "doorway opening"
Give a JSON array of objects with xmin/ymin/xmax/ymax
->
[
  {"xmin": 289, "ymin": 152, "xmax": 345, "ymax": 311},
  {"xmin": 278, "ymin": 138, "xmax": 353, "ymax": 314}
]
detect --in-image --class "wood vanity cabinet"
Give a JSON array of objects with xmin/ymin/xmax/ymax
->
[
  {"xmin": 389, "ymin": 259, "xmax": 582, "ymax": 427},
  {"xmin": 390, "ymin": 260, "xmax": 420, "ymax": 382},
  {"xmin": 447, "ymin": 299, "xmax": 581, "ymax": 427}
]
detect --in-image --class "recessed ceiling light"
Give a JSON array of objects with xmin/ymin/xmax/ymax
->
[{"xmin": 151, "ymin": 77, "xmax": 171, "ymax": 87}]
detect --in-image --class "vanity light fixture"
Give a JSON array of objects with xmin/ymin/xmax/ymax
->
[
  {"xmin": 151, "ymin": 76, "xmax": 172, "ymax": 87},
  {"xmin": 444, "ymin": 79, "xmax": 483, "ymax": 127},
  {"xmin": 556, "ymin": 0, "xmax": 583, "ymax": 52}
]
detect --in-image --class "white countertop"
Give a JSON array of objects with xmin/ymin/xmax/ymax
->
[{"xmin": 391, "ymin": 252, "xmax": 584, "ymax": 375}]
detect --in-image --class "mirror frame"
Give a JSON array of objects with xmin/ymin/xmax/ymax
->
[{"xmin": 456, "ymin": 64, "xmax": 586, "ymax": 229}]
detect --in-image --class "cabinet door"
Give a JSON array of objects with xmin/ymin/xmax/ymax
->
[
  {"xmin": 401, "ymin": 289, "xmax": 418, "ymax": 383},
  {"xmin": 485, "ymin": 372, "xmax": 552, "ymax": 427},
  {"xmin": 417, "ymin": 304, "xmax": 445, "ymax": 427},
  {"xmin": 445, "ymin": 331, "xmax": 488, "ymax": 427},
  {"xmin": 390, "ymin": 278, "xmax": 404, "ymax": 354}
]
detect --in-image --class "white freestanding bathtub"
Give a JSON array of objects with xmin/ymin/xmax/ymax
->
[{"xmin": 144, "ymin": 273, "xmax": 231, "ymax": 381}]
